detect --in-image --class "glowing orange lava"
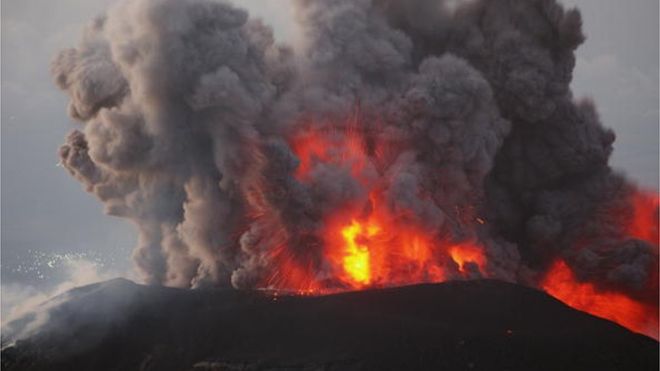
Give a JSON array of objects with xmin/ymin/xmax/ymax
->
[
  {"xmin": 282, "ymin": 120, "xmax": 487, "ymax": 291},
  {"xmin": 449, "ymin": 245, "xmax": 486, "ymax": 273},
  {"xmin": 628, "ymin": 192, "xmax": 659, "ymax": 245},
  {"xmin": 280, "ymin": 119, "xmax": 659, "ymax": 341},
  {"xmin": 323, "ymin": 194, "xmax": 481, "ymax": 289},
  {"xmin": 341, "ymin": 220, "xmax": 377, "ymax": 285},
  {"xmin": 542, "ymin": 260, "xmax": 659, "ymax": 340}
]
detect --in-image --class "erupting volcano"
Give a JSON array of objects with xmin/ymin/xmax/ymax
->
[
  {"xmin": 543, "ymin": 259, "xmax": 659, "ymax": 339},
  {"xmin": 51, "ymin": 0, "xmax": 658, "ymax": 344},
  {"xmin": 282, "ymin": 118, "xmax": 488, "ymax": 292},
  {"xmin": 284, "ymin": 117, "xmax": 658, "ymax": 340}
]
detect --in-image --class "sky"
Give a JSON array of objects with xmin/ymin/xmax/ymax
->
[{"xmin": 1, "ymin": 0, "xmax": 658, "ymax": 296}]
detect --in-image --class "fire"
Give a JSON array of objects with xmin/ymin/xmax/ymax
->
[
  {"xmin": 282, "ymin": 118, "xmax": 658, "ymax": 341},
  {"xmin": 628, "ymin": 192, "xmax": 659, "ymax": 245},
  {"xmin": 283, "ymin": 119, "xmax": 487, "ymax": 291},
  {"xmin": 540, "ymin": 190, "xmax": 659, "ymax": 339},
  {"xmin": 449, "ymin": 245, "xmax": 486, "ymax": 273},
  {"xmin": 324, "ymin": 195, "xmax": 449, "ymax": 289},
  {"xmin": 326, "ymin": 205, "xmax": 488, "ymax": 289},
  {"xmin": 542, "ymin": 260, "xmax": 659, "ymax": 340},
  {"xmin": 341, "ymin": 220, "xmax": 376, "ymax": 284}
]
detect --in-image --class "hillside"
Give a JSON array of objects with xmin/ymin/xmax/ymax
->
[{"xmin": 2, "ymin": 279, "xmax": 657, "ymax": 370}]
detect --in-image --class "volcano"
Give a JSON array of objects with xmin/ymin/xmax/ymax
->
[
  {"xmin": 50, "ymin": 0, "xmax": 659, "ymax": 341},
  {"xmin": 2, "ymin": 279, "xmax": 657, "ymax": 371},
  {"xmin": 19, "ymin": 0, "xmax": 658, "ymax": 368}
]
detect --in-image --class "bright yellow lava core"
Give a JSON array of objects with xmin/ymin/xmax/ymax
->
[{"xmin": 341, "ymin": 220, "xmax": 379, "ymax": 284}]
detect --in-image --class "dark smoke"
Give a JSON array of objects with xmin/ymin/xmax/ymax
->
[{"xmin": 53, "ymin": 0, "xmax": 657, "ymax": 304}]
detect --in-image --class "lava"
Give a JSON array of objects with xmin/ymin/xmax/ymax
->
[
  {"xmin": 280, "ymin": 119, "xmax": 489, "ymax": 292},
  {"xmin": 542, "ymin": 260, "xmax": 659, "ymax": 340},
  {"xmin": 449, "ymin": 244, "xmax": 486, "ymax": 274},
  {"xmin": 540, "ymin": 190, "xmax": 659, "ymax": 339},
  {"xmin": 324, "ymin": 197, "xmax": 455, "ymax": 290},
  {"xmin": 628, "ymin": 191, "xmax": 660, "ymax": 245},
  {"xmin": 341, "ymin": 220, "xmax": 376, "ymax": 285},
  {"xmin": 289, "ymin": 122, "xmax": 371, "ymax": 183},
  {"xmin": 283, "ymin": 119, "xmax": 659, "ymax": 340}
]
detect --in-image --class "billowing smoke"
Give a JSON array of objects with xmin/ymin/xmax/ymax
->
[{"xmin": 53, "ymin": 0, "xmax": 657, "ymax": 316}]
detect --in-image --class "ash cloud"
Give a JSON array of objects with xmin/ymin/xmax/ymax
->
[{"xmin": 52, "ymin": 0, "xmax": 657, "ymax": 303}]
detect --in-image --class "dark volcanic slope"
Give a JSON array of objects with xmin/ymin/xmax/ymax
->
[{"xmin": 2, "ymin": 279, "xmax": 657, "ymax": 371}]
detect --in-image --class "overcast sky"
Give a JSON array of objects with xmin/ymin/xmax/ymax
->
[{"xmin": 1, "ymin": 0, "xmax": 658, "ymax": 291}]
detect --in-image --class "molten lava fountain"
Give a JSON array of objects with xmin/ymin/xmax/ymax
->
[
  {"xmin": 278, "ymin": 118, "xmax": 486, "ymax": 292},
  {"xmin": 281, "ymin": 118, "xmax": 659, "ymax": 340}
]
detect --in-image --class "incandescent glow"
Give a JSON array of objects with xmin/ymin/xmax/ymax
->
[
  {"xmin": 542, "ymin": 260, "xmax": 659, "ymax": 340},
  {"xmin": 275, "ymin": 118, "xmax": 659, "ymax": 341},
  {"xmin": 280, "ymin": 118, "xmax": 489, "ymax": 291},
  {"xmin": 341, "ymin": 220, "xmax": 376, "ymax": 284},
  {"xmin": 323, "ymin": 190, "xmax": 454, "ymax": 290},
  {"xmin": 628, "ymin": 192, "xmax": 659, "ymax": 245},
  {"xmin": 49, "ymin": 0, "xmax": 660, "ymax": 351},
  {"xmin": 539, "ymin": 190, "xmax": 659, "ymax": 339},
  {"xmin": 449, "ymin": 245, "xmax": 486, "ymax": 273}
]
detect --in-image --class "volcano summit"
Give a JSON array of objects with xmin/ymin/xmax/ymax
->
[
  {"xmin": 47, "ymin": 0, "xmax": 659, "ymax": 343},
  {"xmin": 2, "ymin": 279, "xmax": 658, "ymax": 371}
]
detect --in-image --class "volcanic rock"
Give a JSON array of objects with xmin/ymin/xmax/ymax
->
[{"xmin": 1, "ymin": 279, "xmax": 657, "ymax": 371}]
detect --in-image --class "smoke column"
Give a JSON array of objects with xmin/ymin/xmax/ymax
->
[{"xmin": 53, "ymin": 0, "xmax": 657, "ymax": 334}]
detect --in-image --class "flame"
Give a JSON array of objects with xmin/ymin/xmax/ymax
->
[
  {"xmin": 542, "ymin": 260, "xmax": 659, "ymax": 340},
  {"xmin": 277, "ymin": 118, "xmax": 659, "ymax": 341},
  {"xmin": 325, "ymin": 195, "xmax": 448, "ymax": 289},
  {"xmin": 628, "ymin": 192, "xmax": 659, "ymax": 245},
  {"xmin": 449, "ymin": 245, "xmax": 486, "ymax": 273},
  {"xmin": 283, "ymin": 119, "xmax": 488, "ymax": 291},
  {"xmin": 340, "ymin": 220, "xmax": 376, "ymax": 284},
  {"xmin": 540, "ymin": 190, "xmax": 659, "ymax": 339}
]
